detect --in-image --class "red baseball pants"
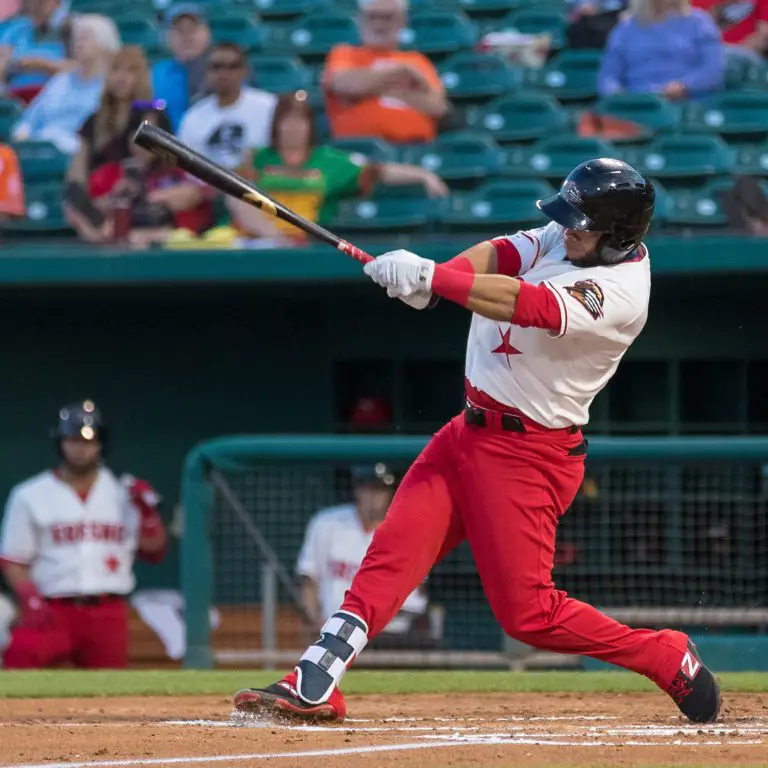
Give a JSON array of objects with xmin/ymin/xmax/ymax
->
[
  {"xmin": 341, "ymin": 413, "xmax": 688, "ymax": 690},
  {"xmin": 3, "ymin": 597, "xmax": 128, "ymax": 669}
]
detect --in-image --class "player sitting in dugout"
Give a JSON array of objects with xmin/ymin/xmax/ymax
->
[
  {"xmin": 297, "ymin": 463, "xmax": 435, "ymax": 650},
  {"xmin": 224, "ymin": 90, "xmax": 447, "ymax": 243},
  {"xmin": 0, "ymin": 400, "xmax": 168, "ymax": 669}
]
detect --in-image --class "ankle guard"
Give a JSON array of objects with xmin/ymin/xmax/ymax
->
[{"xmin": 296, "ymin": 611, "xmax": 368, "ymax": 705}]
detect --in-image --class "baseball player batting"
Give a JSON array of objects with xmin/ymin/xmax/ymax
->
[
  {"xmin": 0, "ymin": 400, "xmax": 167, "ymax": 668},
  {"xmin": 234, "ymin": 158, "xmax": 721, "ymax": 724}
]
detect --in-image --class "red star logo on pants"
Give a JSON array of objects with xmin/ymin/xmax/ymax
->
[
  {"xmin": 105, "ymin": 555, "xmax": 120, "ymax": 573},
  {"xmin": 492, "ymin": 326, "xmax": 521, "ymax": 368}
]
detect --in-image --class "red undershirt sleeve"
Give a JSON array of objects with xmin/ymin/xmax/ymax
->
[
  {"xmin": 511, "ymin": 282, "xmax": 561, "ymax": 332},
  {"xmin": 489, "ymin": 237, "xmax": 523, "ymax": 277}
]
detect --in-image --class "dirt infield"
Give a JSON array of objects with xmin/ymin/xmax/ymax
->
[{"xmin": 1, "ymin": 692, "xmax": 768, "ymax": 768}]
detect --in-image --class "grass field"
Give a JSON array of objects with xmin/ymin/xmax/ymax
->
[{"xmin": 3, "ymin": 669, "xmax": 768, "ymax": 698}]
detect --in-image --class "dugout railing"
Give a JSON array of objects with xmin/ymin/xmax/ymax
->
[{"xmin": 180, "ymin": 435, "xmax": 768, "ymax": 670}]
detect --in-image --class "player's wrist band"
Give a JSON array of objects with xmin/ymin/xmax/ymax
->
[{"xmin": 431, "ymin": 263, "xmax": 474, "ymax": 307}]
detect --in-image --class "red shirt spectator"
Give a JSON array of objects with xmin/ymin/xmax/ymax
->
[{"xmin": 694, "ymin": 0, "xmax": 768, "ymax": 46}]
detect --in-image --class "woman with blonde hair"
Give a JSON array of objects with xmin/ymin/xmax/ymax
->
[
  {"xmin": 11, "ymin": 13, "xmax": 121, "ymax": 153},
  {"xmin": 598, "ymin": 0, "xmax": 724, "ymax": 99}
]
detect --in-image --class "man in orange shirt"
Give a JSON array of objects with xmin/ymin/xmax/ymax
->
[{"xmin": 323, "ymin": 0, "xmax": 448, "ymax": 144}]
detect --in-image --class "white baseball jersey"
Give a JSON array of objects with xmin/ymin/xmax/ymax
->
[
  {"xmin": 0, "ymin": 468, "xmax": 142, "ymax": 597},
  {"xmin": 466, "ymin": 221, "xmax": 651, "ymax": 428},
  {"xmin": 297, "ymin": 503, "xmax": 428, "ymax": 633}
]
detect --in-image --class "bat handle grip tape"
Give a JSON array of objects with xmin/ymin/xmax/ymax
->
[{"xmin": 337, "ymin": 240, "xmax": 374, "ymax": 265}]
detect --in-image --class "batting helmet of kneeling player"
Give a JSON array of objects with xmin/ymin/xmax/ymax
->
[{"xmin": 537, "ymin": 157, "xmax": 655, "ymax": 268}]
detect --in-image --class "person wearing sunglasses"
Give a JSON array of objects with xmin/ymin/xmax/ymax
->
[{"xmin": 177, "ymin": 41, "xmax": 276, "ymax": 171}]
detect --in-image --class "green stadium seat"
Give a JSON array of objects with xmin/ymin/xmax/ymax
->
[
  {"xmin": 526, "ymin": 50, "xmax": 602, "ymax": 102},
  {"xmin": 401, "ymin": 12, "xmax": 478, "ymax": 56},
  {"xmin": 12, "ymin": 141, "xmax": 68, "ymax": 182},
  {"xmin": 467, "ymin": 93, "xmax": 568, "ymax": 143},
  {"xmin": 666, "ymin": 179, "xmax": 738, "ymax": 227},
  {"xmin": 439, "ymin": 52, "xmax": 522, "ymax": 101},
  {"xmin": 400, "ymin": 131, "xmax": 504, "ymax": 182},
  {"xmin": 595, "ymin": 94, "xmax": 680, "ymax": 142},
  {"xmin": 455, "ymin": 0, "xmax": 530, "ymax": 16},
  {"xmin": 504, "ymin": 136, "xmax": 615, "ymax": 179},
  {"xmin": 249, "ymin": 55, "xmax": 312, "ymax": 93},
  {"xmin": 209, "ymin": 16, "xmax": 265, "ymax": 52},
  {"xmin": 116, "ymin": 18, "xmax": 161, "ymax": 52},
  {"xmin": 328, "ymin": 137, "xmax": 398, "ymax": 163},
  {"xmin": 731, "ymin": 143, "xmax": 768, "ymax": 175},
  {"xmin": 440, "ymin": 179, "xmax": 554, "ymax": 229},
  {"xmin": 622, "ymin": 136, "xmax": 733, "ymax": 183},
  {"xmin": 502, "ymin": 9, "xmax": 567, "ymax": 48},
  {"xmin": 0, "ymin": 98, "xmax": 22, "ymax": 142},
  {"xmin": 724, "ymin": 49, "xmax": 767, "ymax": 90},
  {"xmin": 331, "ymin": 185, "xmax": 444, "ymax": 231},
  {"xmin": 287, "ymin": 14, "xmax": 360, "ymax": 57},
  {"xmin": 684, "ymin": 91, "xmax": 768, "ymax": 140},
  {"xmin": 3, "ymin": 181, "xmax": 69, "ymax": 232},
  {"xmin": 252, "ymin": 0, "xmax": 321, "ymax": 18}
]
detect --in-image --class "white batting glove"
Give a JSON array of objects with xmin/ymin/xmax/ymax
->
[
  {"xmin": 363, "ymin": 250, "xmax": 436, "ymax": 298},
  {"xmin": 388, "ymin": 287, "xmax": 433, "ymax": 310}
]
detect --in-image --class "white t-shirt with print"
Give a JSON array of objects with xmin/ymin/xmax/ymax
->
[{"xmin": 178, "ymin": 86, "xmax": 278, "ymax": 170}]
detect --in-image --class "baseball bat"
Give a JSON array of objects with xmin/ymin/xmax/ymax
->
[{"xmin": 132, "ymin": 121, "xmax": 373, "ymax": 264}]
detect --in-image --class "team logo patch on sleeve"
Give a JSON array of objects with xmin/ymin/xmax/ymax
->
[{"xmin": 564, "ymin": 279, "xmax": 605, "ymax": 320}]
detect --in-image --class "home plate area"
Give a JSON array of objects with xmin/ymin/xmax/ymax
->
[{"xmin": 2, "ymin": 693, "xmax": 768, "ymax": 768}]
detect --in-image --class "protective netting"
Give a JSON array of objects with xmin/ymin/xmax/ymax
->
[{"xmin": 207, "ymin": 455, "xmax": 768, "ymax": 661}]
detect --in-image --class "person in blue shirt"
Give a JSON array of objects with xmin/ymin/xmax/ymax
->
[
  {"xmin": 12, "ymin": 14, "xmax": 120, "ymax": 154},
  {"xmin": 0, "ymin": 0, "xmax": 70, "ymax": 92},
  {"xmin": 151, "ymin": 3, "xmax": 211, "ymax": 132},
  {"xmin": 598, "ymin": 0, "xmax": 725, "ymax": 100}
]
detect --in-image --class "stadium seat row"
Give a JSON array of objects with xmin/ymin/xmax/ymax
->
[
  {"xmin": 69, "ymin": 0, "xmax": 569, "ymax": 21},
  {"xmin": 5, "ymin": 131, "xmax": 768, "ymax": 187},
  {"xmin": 3, "ymin": 175, "xmax": 747, "ymax": 234}
]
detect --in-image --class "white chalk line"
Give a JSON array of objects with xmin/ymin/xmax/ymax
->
[{"xmin": 3, "ymin": 734, "xmax": 766, "ymax": 768}]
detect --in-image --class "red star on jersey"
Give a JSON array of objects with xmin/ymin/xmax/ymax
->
[
  {"xmin": 492, "ymin": 325, "xmax": 521, "ymax": 368},
  {"xmin": 105, "ymin": 554, "xmax": 120, "ymax": 573}
]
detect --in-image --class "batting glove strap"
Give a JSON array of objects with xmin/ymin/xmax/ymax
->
[{"xmin": 296, "ymin": 610, "xmax": 368, "ymax": 705}]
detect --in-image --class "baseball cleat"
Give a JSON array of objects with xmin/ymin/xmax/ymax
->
[
  {"xmin": 666, "ymin": 641, "xmax": 721, "ymax": 723},
  {"xmin": 234, "ymin": 673, "xmax": 347, "ymax": 722}
]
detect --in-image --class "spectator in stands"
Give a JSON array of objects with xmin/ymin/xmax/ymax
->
[
  {"xmin": 0, "ymin": 142, "xmax": 23, "ymax": 224},
  {"xmin": 297, "ymin": 463, "xmax": 431, "ymax": 645},
  {"xmin": 228, "ymin": 90, "xmax": 448, "ymax": 241},
  {"xmin": 72, "ymin": 107, "xmax": 212, "ymax": 246},
  {"xmin": 693, "ymin": 0, "xmax": 768, "ymax": 61},
  {"xmin": 0, "ymin": 0, "xmax": 69, "ymax": 99},
  {"xmin": 11, "ymin": 14, "xmax": 119, "ymax": 154},
  {"xmin": 566, "ymin": 0, "xmax": 628, "ymax": 49},
  {"xmin": 151, "ymin": 3, "xmax": 211, "ymax": 132},
  {"xmin": 323, "ymin": 0, "xmax": 448, "ymax": 144},
  {"xmin": 178, "ymin": 41, "xmax": 276, "ymax": 171},
  {"xmin": 64, "ymin": 46, "xmax": 154, "ymax": 241},
  {"xmin": 598, "ymin": 0, "xmax": 725, "ymax": 100}
]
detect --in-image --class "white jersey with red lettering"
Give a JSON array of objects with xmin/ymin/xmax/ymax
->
[
  {"xmin": 465, "ymin": 221, "xmax": 651, "ymax": 428},
  {"xmin": 0, "ymin": 468, "xmax": 141, "ymax": 597},
  {"xmin": 296, "ymin": 503, "xmax": 427, "ymax": 633}
]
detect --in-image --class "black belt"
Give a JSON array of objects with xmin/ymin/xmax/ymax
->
[
  {"xmin": 464, "ymin": 406, "xmax": 580, "ymax": 434},
  {"xmin": 47, "ymin": 594, "xmax": 124, "ymax": 605},
  {"xmin": 464, "ymin": 405, "xmax": 526, "ymax": 432}
]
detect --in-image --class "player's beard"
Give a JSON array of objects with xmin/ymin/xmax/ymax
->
[{"xmin": 62, "ymin": 457, "xmax": 101, "ymax": 478}]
